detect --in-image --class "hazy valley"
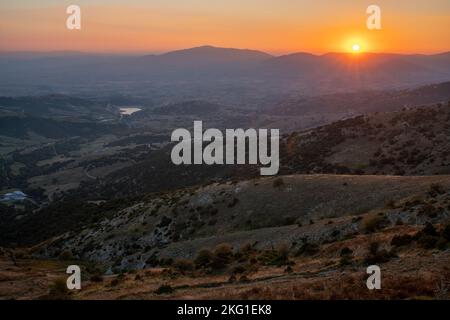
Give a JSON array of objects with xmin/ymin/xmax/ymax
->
[{"xmin": 0, "ymin": 47, "xmax": 450, "ymax": 300}]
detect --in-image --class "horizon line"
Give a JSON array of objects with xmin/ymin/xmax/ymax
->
[{"xmin": 0, "ymin": 45, "xmax": 449, "ymax": 58}]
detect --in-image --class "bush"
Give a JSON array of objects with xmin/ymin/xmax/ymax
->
[
  {"xmin": 154, "ymin": 284, "xmax": 174, "ymax": 295},
  {"xmin": 173, "ymin": 259, "xmax": 195, "ymax": 273},
  {"xmin": 414, "ymin": 223, "xmax": 443, "ymax": 250},
  {"xmin": 363, "ymin": 214, "xmax": 389, "ymax": 233},
  {"xmin": 211, "ymin": 244, "xmax": 234, "ymax": 269},
  {"xmin": 391, "ymin": 234, "xmax": 414, "ymax": 247},
  {"xmin": 90, "ymin": 273, "xmax": 103, "ymax": 282},
  {"xmin": 339, "ymin": 247, "xmax": 353, "ymax": 266},
  {"xmin": 44, "ymin": 278, "xmax": 71, "ymax": 300},
  {"xmin": 284, "ymin": 266, "xmax": 293, "ymax": 273},
  {"xmin": 232, "ymin": 265, "xmax": 246, "ymax": 274},
  {"xmin": 364, "ymin": 242, "xmax": 396, "ymax": 265},
  {"xmin": 194, "ymin": 249, "xmax": 214, "ymax": 268},
  {"xmin": 385, "ymin": 199, "xmax": 396, "ymax": 209},
  {"xmin": 428, "ymin": 184, "xmax": 445, "ymax": 197},
  {"xmin": 273, "ymin": 178, "xmax": 285, "ymax": 188},
  {"xmin": 418, "ymin": 235, "xmax": 439, "ymax": 249},
  {"xmin": 295, "ymin": 241, "xmax": 319, "ymax": 257},
  {"xmin": 436, "ymin": 238, "xmax": 449, "ymax": 250},
  {"xmin": 418, "ymin": 204, "xmax": 440, "ymax": 218},
  {"xmin": 443, "ymin": 224, "xmax": 450, "ymax": 241},
  {"xmin": 421, "ymin": 223, "xmax": 438, "ymax": 236},
  {"xmin": 259, "ymin": 245, "xmax": 291, "ymax": 266},
  {"xmin": 58, "ymin": 249, "xmax": 74, "ymax": 261},
  {"xmin": 340, "ymin": 247, "xmax": 353, "ymax": 256}
]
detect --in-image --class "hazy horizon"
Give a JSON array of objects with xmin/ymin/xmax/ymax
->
[{"xmin": 1, "ymin": 44, "xmax": 449, "ymax": 57}]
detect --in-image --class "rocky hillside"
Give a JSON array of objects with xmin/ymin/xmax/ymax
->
[
  {"xmin": 281, "ymin": 102, "xmax": 450, "ymax": 176},
  {"xmin": 35, "ymin": 174, "xmax": 450, "ymax": 273}
]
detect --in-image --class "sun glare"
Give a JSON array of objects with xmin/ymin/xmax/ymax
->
[{"xmin": 352, "ymin": 43, "xmax": 361, "ymax": 52}]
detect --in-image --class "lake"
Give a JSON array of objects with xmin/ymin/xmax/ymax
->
[{"xmin": 119, "ymin": 107, "xmax": 142, "ymax": 115}]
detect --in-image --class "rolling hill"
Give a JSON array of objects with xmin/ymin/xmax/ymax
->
[{"xmin": 1, "ymin": 47, "xmax": 449, "ymax": 99}]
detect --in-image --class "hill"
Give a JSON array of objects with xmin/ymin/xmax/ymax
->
[
  {"xmin": 31, "ymin": 174, "xmax": 450, "ymax": 269},
  {"xmin": 1, "ymin": 47, "xmax": 449, "ymax": 100},
  {"xmin": 280, "ymin": 101, "xmax": 450, "ymax": 176}
]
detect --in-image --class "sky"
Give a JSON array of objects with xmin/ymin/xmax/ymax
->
[{"xmin": 0, "ymin": 0, "xmax": 449, "ymax": 54}]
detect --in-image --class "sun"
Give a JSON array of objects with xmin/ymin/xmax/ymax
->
[{"xmin": 352, "ymin": 43, "xmax": 361, "ymax": 52}]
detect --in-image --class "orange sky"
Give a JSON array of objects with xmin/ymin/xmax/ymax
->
[{"xmin": 0, "ymin": 0, "xmax": 449, "ymax": 54}]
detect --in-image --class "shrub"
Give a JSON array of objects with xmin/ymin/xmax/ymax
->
[
  {"xmin": 418, "ymin": 204, "xmax": 440, "ymax": 218},
  {"xmin": 273, "ymin": 177, "xmax": 285, "ymax": 188},
  {"xmin": 295, "ymin": 241, "xmax": 319, "ymax": 257},
  {"xmin": 90, "ymin": 273, "xmax": 103, "ymax": 282},
  {"xmin": 428, "ymin": 184, "xmax": 445, "ymax": 197},
  {"xmin": 154, "ymin": 284, "xmax": 174, "ymax": 295},
  {"xmin": 363, "ymin": 214, "xmax": 389, "ymax": 233},
  {"xmin": 364, "ymin": 242, "xmax": 396, "ymax": 265},
  {"xmin": 283, "ymin": 216, "xmax": 296, "ymax": 225},
  {"xmin": 45, "ymin": 278, "xmax": 71, "ymax": 300},
  {"xmin": 211, "ymin": 244, "xmax": 234, "ymax": 269},
  {"xmin": 259, "ymin": 245, "xmax": 291, "ymax": 266},
  {"xmin": 443, "ymin": 224, "xmax": 450, "ymax": 241},
  {"xmin": 227, "ymin": 198, "xmax": 239, "ymax": 208},
  {"xmin": 418, "ymin": 235, "xmax": 439, "ymax": 249},
  {"xmin": 436, "ymin": 238, "xmax": 449, "ymax": 250},
  {"xmin": 339, "ymin": 254, "xmax": 353, "ymax": 266},
  {"xmin": 284, "ymin": 266, "xmax": 293, "ymax": 273},
  {"xmin": 173, "ymin": 259, "xmax": 195, "ymax": 273},
  {"xmin": 340, "ymin": 247, "xmax": 353, "ymax": 256},
  {"xmin": 385, "ymin": 199, "xmax": 396, "ymax": 209},
  {"xmin": 391, "ymin": 234, "xmax": 414, "ymax": 247},
  {"xmin": 109, "ymin": 279, "xmax": 120, "ymax": 287},
  {"xmin": 232, "ymin": 265, "xmax": 246, "ymax": 275},
  {"xmin": 194, "ymin": 249, "xmax": 214, "ymax": 268},
  {"xmin": 58, "ymin": 249, "xmax": 74, "ymax": 261},
  {"xmin": 339, "ymin": 247, "xmax": 353, "ymax": 266}
]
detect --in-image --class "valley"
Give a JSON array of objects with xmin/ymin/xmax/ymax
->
[{"xmin": 0, "ymin": 47, "xmax": 449, "ymax": 300}]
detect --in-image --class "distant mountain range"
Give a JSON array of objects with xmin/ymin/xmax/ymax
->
[{"xmin": 1, "ymin": 46, "xmax": 449, "ymax": 98}]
